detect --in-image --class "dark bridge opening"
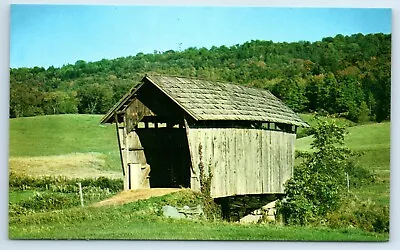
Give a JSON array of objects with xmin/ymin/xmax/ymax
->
[{"xmin": 136, "ymin": 127, "xmax": 191, "ymax": 188}]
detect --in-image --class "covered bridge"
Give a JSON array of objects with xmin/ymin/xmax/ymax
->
[{"xmin": 101, "ymin": 75, "xmax": 308, "ymax": 199}]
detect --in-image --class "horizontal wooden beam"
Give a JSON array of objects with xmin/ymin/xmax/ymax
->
[{"xmin": 128, "ymin": 147, "xmax": 144, "ymax": 151}]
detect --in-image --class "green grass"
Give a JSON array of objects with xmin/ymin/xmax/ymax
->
[
  {"xmin": 8, "ymin": 194, "xmax": 387, "ymax": 241},
  {"xmin": 9, "ymin": 114, "xmax": 118, "ymax": 157},
  {"xmin": 298, "ymin": 113, "xmax": 356, "ymax": 128},
  {"xmin": 8, "ymin": 190, "xmax": 36, "ymax": 203},
  {"xmin": 295, "ymin": 122, "xmax": 390, "ymax": 207},
  {"xmin": 295, "ymin": 122, "xmax": 390, "ymax": 152},
  {"xmin": 296, "ymin": 114, "xmax": 356, "ymax": 138},
  {"xmin": 9, "ymin": 114, "xmax": 121, "ymax": 172}
]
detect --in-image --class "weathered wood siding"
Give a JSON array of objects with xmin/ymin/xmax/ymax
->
[
  {"xmin": 117, "ymin": 116, "xmax": 149, "ymax": 190},
  {"xmin": 125, "ymin": 98, "xmax": 155, "ymax": 132},
  {"xmin": 187, "ymin": 128, "xmax": 295, "ymax": 198}
]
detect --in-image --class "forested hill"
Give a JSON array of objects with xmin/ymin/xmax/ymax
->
[{"xmin": 10, "ymin": 33, "xmax": 391, "ymax": 122}]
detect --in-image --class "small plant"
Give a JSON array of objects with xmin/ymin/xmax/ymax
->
[{"xmin": 198, "ymin": 143, "xmax": 222, "ymax": 220}]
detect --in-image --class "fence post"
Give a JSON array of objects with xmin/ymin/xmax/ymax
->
[{"xmin": 77, "ymin": 182, "xmax": 84, "ymax": 207}]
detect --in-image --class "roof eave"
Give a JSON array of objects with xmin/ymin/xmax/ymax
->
[{"xmin": 100, "ymin": 82, "xmax": 144, "ymax": 124}]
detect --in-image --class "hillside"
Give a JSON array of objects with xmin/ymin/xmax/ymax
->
[
  {"xmin": 9, "ymin": 114, "xmax": 121, "ymax": 178},
  {"xmin": 10, "ymin": 33, "xmax": 391, "ymax": 123},
  {"xmin": 296, "ymin": 122, "xmax": 390, "ymax": 152}
]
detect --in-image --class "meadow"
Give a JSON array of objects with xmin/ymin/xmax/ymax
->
[{"xmin": 8, "ymin": 114, "xmax": 390, "ymax": 241}]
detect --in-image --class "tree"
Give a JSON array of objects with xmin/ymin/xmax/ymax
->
[
  {"xmin": 43, "ymin": 91, "xmax": 78, "ymax": 114},
  {"xmin": 77, "ymin": 84, "xmax": 113, "ymax": 114},
  {"xmin": 271, "ymin": 78, "xmax": 308, "ymax": 112},
  {"xmin": 278, "ymin": 116, "xmax": 358, "ymax": 225}
]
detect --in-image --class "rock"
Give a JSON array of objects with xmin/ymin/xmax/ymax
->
[
  {"xmin": 239, "ymin": 214, "xmax": 263, "ymax": 224},
  {"xmin": 252, "ymin": 209, "xmax": 263, "ymax": 215},
  {"xmin": 266, "ymin": 207, "xmax": 276, "ymax": 216},
  {"xmin": 262, "ymin": 200, "xmax": 277, "ymax": 210},
  {"xmin": 162, "ymin": 205, "xmax": 185, "ymax": 219},
  {"xmin": 195, "ymin": 205, "xmax": 204, "ymax": 216},
  {"xmin": 264, "ymin": 214, "xmax": 276, "ymax": 222}
]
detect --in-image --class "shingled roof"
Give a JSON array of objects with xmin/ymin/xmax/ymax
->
[{"xmin": 101, "ymin": 75, "xmax": 309, "ymax": 127}]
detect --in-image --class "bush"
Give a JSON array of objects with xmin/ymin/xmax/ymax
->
[
  {"xmin": 326, "ymin": 197, "xmax": 389, "ymax": 233},
  {"xmin": 11, "ymin": 192, "xmax": 80, "ymax": 212},
  {"xmin": 278, "ymin": 116, "xmax": 361, "ymax": 225},
  {"xmin": 9, "ymin": 187, "xmax": 115, "ymax": 216},
  {"xmin": 9, "ymin": 172, "xmax": 123, "ymax": 192}
]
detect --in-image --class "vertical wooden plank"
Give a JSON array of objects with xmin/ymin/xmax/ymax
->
[
  {"xmin": 123, "ymin": 116, "xmax": 129, "ymax": 190},
  {"xmin": 184, "ymin": 119, "xmax": 198, "ymax": 191},
  {"xmin": 224, "ymin": 129, "xmax": 229, "ymax": 197},
  {"xmin": 245, "ymin": 129, "xmax": 253, "ymax": 194},
  {"xmin": 246, "ymin": 129, "xmax": 254, "ymax": 194},
  {"xmin": 219, "ymin": 129, "xmax": 226, "ymax": 197},
  {"xmin": 279, "ymin": 132, "xmax": 286, "ymax": 193},
  {"xmin": 291, "ymin": 133, "xmax": 295, "ymax": 177},
  {"xmin": 228, "ymin": 129, "xmax": 236, "ymax": 197},
  {"xmin": 218, "ymin": 129, "xmax": 226, "ymax": 197},
  {"xmin": 239, "ymin": 129, "xmax": 246, "ymax": 195},
  {"xmin": 266, "ymin": 130, "xmax": 270, "ymax": 193},
  {"xmin": 212, "ymin": 129, "xmax": 220, "ymax": 197},
  {"xmin": 253, "ymin": 130, "xmax": 259, "ymax": 194},
  {"xmin": 260, "ymin": 130, "xmax": 265, "ymax": 193},
  {"xmin": 256, "ymin": 129, "xmax": 263, "ymax": 194},
  {"xmin": 270, "ymin": 130, "xmax": 276, "ymax": 193},
  {"xmin": 276, "ymin": 131, "xmax": 281, "ymax": 192},
  {"xmin": 115, "ymin": 121, "xmax": 125, "ymax": 177},
  {"xmin": 193, "ymin": 129, "xmax": 202, "ymax": 192},
  {"xmin": 202, "ymin": 129, "xmax": 211, "ymax": 196},
  {"xmin": 187, "ymin": 128, "xmax": 200, "ymax": 192},
  {"xmin": 236, "ymin": 129, "xmax": 244, "ymax": 195},
  {"xmin": 280, "ymin": 132, "xmax": 285, "ymax": 193}
]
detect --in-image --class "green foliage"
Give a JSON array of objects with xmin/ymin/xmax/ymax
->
[
  {"xmin": 326, "ymin": 197, "xmax": 389, "ymax": 233},
  {"xmin": 357, "ymin": 101, "xmax": 371, "ymax": 123},
  {"xmin": 271, "ymin": 78, "xmax": 308, "ymax": 112},
  {"xmin": 43, "ymin": 91, "xmax": 78, "ymax": 114},
  {"xmin": 198, "ymin": 144, "xmax": 222, "ymax": 220},
  {"xmin": 279, "ymin": 116, "xmax": 360, "ymax": 225},
  {"xmin": 296, "ymin": 113, "xmax": 355, "ymax": 139},
  {"xmin": 10, "ymin": 192, "xmax": 81, "ymax": 214},
  {"xmin": 10, "ymin": 33, "xmax": 391, "ymax": 123},
  {"xmin": 9, "ymin": 172, "xmax": 123, "ymax": 192},
  {"xmin": 77, "ymin": 83, "xmax": 113, "ymax": 114}
]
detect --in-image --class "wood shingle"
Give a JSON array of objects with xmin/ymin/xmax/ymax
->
[{"xmin": 101, "ymin": 75, "xmax": 309, "ymax": 128}]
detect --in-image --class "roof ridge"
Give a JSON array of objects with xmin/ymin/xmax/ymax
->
[{"xmin": 145, "ymin": 74, "xmax": 274, "ymax": 95}]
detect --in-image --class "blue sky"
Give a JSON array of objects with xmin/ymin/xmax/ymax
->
[{"xmin": 10, "ymin": 5, "xmax": 392, "ymax": 69}]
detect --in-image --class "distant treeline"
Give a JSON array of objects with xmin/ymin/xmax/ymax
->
[{"xmin": 10, "ymin": 33, "xmax": 391, "ymax": 122}]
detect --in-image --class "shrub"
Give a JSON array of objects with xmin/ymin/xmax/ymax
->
[
  {"xmin": 326, "ymin": 197, "xmax": 389, "ymax": 233},
  {"xmin": 278, "ymin": 116, "xmax": 361, "ymax": 225},
  {"xmin": 13, "ymin": 192, "xmax": 80, "ymax": 212},
  {"xmin": 9, "ymin": 172, "xmax": 123, "ymax": 192}
]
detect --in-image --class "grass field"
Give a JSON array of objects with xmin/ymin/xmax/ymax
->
[
  {"xmin": 8, "ymin": 190, "xmax": 387, "ymax": 241},
  {"xmin": 9, "ymin": 114, "xmax": 122, "ymax": 176},
  {"xmin": 8, "ymin": 114, "xmax": 391, "ymax": 241}
]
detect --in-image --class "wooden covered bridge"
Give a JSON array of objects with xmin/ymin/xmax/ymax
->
[{"xmin": 101, "ymin": 75, "xmax": 308, "ymax": 199}]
